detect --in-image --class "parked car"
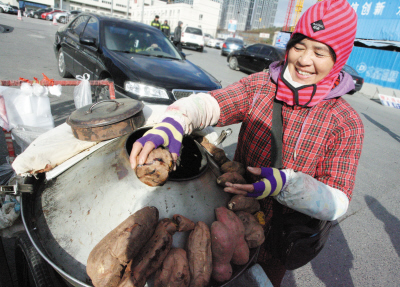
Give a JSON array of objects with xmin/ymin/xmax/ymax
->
[
  {"xmin": 42, "ymin": 9, "xmax": 63, "ymax": 20},
  {"xmin": 53, "ymin": 13, "xmax": 221, "ymax": 104},
  {"xmin": 24, "ymin": 8, "xmax": 34, "ymax": 17},
  {"xmin": 221, "ymin": 37, "xmax": 245, "ymax": 56},
  {"xmin": 203, "ymin": 33, "xmax": 213, "ymax": 45},
  {"xmin": 181, "ymin": 26, "xmax": 205, "ymax": 52},
  {"xmin": 207, "ymin": 37, "xmax": 224, "ymax": 48},
  {"xmin": 215, "ymin": 38, "xmax": 225, "ymax": 49},
  {"xmin": 54, "ymin": 10, "xmax": 81, "ymax": 23},
  {"xmin": 31, "ymin": 7, "xmax": 52, "ymax": 19},
  {"xmin": 0, "ymin": 1, "xmax": 12, "ymax": 13},
  {"xmin": 342, "ymin": 64, "xmax": 364, "ymax": 94},
  {"xmin": 227, "ymin": 43, "xmax": 285, "ymax": 74},
  {"xmin": 6, "ymin": 5, "xmax": 18, "ymax": 15}
]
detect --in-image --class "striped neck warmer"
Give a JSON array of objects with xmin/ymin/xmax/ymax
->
[{"xmin": 276, "ymin": 0, "xmax": 357, "ymax": 107}]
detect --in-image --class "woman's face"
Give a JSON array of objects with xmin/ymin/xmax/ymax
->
[{"xmin": 287, "ymin": 38, "xmax": 335, "ymax": 85}]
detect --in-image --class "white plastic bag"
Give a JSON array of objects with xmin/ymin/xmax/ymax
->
[
  {"xmin": 0, "ymin": 84, "xmax": 55, "ymax": 131},
  {"xmin": 74, "ymin": 73, "xmax": 92, "ymax": 109}
]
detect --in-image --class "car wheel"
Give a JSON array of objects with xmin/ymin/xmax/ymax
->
[
  {"xmin": 94, "ymin": 78, "xmax": 113, "ymax": 102},
  {"xmin": 198, "ymin": 47, "xmax": 203, "ymax": 52},
  {"xmin": 0, "ymin": 8, "xmax": 4, "ymax": 13},
  {"xmin": 34, "ymin": 14, "xmax": 38, "ymax": 19},
  {"xmin": 59, "ymin": 16, "xmax": 65, "ymax": 23},
  {"xmin": 14, "ymin": 232, "xmax": 64, "ymax": 287},
  {"xmin": 229, "ymin": 57, "xmax": 239, "ymax": 70},
  {"xmin": 58, "ymin": 48, "xmax": 72, "ymax": 78}
]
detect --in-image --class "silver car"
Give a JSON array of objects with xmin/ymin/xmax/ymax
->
[{"xmin": 54, "ymin": 10, "xmax": 81, "ymax": 23}]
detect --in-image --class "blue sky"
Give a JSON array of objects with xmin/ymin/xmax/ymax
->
[{"xmin": 273, "ymin": 0, "xmax": 317, "ymax": 27}]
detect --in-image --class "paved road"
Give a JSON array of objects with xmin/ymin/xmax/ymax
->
[{"xmin": 1, "ymin": 13, "xmax": 400, "ymax": 287}]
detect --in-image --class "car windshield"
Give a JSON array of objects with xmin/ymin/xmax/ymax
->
[
  {"xmin": 185, "ymin": 27, "xmax": 202, "ymax": 35},
  {"xmin": 103, "ymin": 22, "xmax": 182, "ymax": 60}
]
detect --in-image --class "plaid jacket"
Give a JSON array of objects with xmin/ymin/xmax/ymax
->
[{"xmin": 210, "ymin": 71, "xmax": 364, "ymax": 201}]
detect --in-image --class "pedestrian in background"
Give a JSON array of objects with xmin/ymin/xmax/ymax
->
[
  {"xmin": 173, "ymin": 21, "xmax": 183, "ymax": 51},
  {"xmin": 151, "ymin": 15, "xmax": 160, "ymax": 29},
  {"xmin": 161, "ymin": 20, "xmax": 171, "ymax": 38}
]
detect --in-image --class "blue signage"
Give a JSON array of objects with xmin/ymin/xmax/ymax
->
[
  {"xmin": 347, "ymin": 0, "xmax": 400, "ymax": 41},
  {"xmin": 347, "ymin": 46, "xmax": 400, "ymax": 89},
  {"xmin": 275, "ymin": 32, "xmax": 291, "ymax": 49}
]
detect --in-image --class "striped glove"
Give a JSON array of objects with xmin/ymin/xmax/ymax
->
[
  {"xmin": 136, "ymin": 117, "xmax": 183, "ymax": 155},
  {"xmin": 248, "ymin": 167, "xmax": 286, "ymax": 200}
]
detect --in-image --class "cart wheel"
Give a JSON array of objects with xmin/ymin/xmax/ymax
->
[
  {"xmin": 94, "ymin": 78, "xmax": 112, "ymax": 101},
  {"xmin": 14, "ymin": 232, "xmax": 65, "ymax": 287},
  {"xmin": 57, "ymin": 48, "xmax": 72, "ymax": 78}
]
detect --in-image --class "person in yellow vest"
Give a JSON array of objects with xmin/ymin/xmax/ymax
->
[
  {"xmin": 161, "ymin": 20, "xmax": 171, "ymax": 38},
  {"xmin": 151, "ymin": 15, "xmax": 161, "ymax": 29}
]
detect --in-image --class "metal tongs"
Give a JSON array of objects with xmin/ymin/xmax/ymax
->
[{"xmin": 213, "ymin": 128, "xmax": 233, "ymax": 146}]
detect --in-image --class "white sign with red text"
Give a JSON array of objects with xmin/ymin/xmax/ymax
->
[{"xmin": 378, "ymin": 94, "xmax": 400, "ymax": 109}]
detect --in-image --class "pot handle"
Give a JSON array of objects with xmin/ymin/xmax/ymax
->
[{"xmin": 86, "ymin": 100, "xmax": 123, "ymax": 114}]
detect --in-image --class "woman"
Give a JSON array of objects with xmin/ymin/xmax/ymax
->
[{"xmin": 130, "ymin": 0, "xmax": 364, "ymax": 285}]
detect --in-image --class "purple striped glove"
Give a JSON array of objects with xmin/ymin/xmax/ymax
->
[
  {"xmin": 136, "ymin": 117, "xmax": 184, "ymax": 155},
  {"xmin": 248, "ymin": 167, "xmax": 286, "ymax": 200}
]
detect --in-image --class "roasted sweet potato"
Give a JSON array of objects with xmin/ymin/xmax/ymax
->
[
  {"xmin": 187, "ymin": 221, "xmax": 212, "ymax": 287},
  {"xmin": 214, "ymin": 207, "xmax": 249, "ymax": 266},
  {"xmin": 220, "ymin": 161, "xmax": 246, "ymax": 177},
  {"xmin": 118, "ymin": 218, "xmax": 177, "ymax": 287},
  {"xmin": 87, "ymin": 206, "xmax": 159, "ymax": 287},
  {"xmin": 235, "ymin": 211, "xmax": 265, "ymax": 249},
  {"xmin": 201, "ymin": 142, "xmax": 230, "ymax": 167},
  {"xmin": 210, "ymin": 221, "xmax": 234, "ymax": 282},
  {"xmin": 154, "ymin": 248, "xmax": 190, "ymax": 287},
  {"xmin": 173, "ymin": 214, "xmax": 195, "ymax": 232},
  {"xmin": 227, "ymin": 195, "xmax": 260, "ymax": 214},
  {"xmin": 217, "ymin": 172, "xmax": 246, "ymax": 187},
  {"xmin": 135, "ymin": 147, "xmax": 173, "ymax": 186}
]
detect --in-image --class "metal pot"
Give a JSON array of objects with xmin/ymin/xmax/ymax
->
[
  {"xmin": 66, "ymin": 99, "xmax": 145, "ymax": 142},
  {"xmin": 20, "ymin": 128, "xmax": 258, "ymax": 286}
]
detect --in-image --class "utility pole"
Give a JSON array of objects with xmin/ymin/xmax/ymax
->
[
  {"xmin": 126, "ymin": 0, "xmax": 129, "ymax": 18},
  {"xmin": 141, "ymin": 0, "xmax": 144, "ymax": 23},
  {"xmin": 111, "ymin": 0, "xmax": 113, "ymax": 15}
]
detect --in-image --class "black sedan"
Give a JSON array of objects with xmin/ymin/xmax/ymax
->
[
  {"xmin": 227, "ymin": 43, "xmax": 286, "ymax": 74},
  {"xmin": 53, "ymin": 13, "xmax": 222, "ymax": 105},
  {"xmin": 342, "ymin": 64, "xmax": 364, "ymax": 94}
]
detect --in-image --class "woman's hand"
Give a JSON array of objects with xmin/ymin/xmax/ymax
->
[
  {"xmin": 224, "ymin": 166, "xmax": 286, "ymax": 200},
  {"xmin": 129, "ymin": 117, "xmax": 183, "ymax": 170}
]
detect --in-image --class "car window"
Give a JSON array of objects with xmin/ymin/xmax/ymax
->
[
  {"xmin": 226, "ymin": 38, "xmax": 243, "ymax": 45},
  {"xmin": 70, "ymin": 15, "xmax": 90, "ymax": 38},
  {"xmin": 103, "ymin": 21, "xmax": 181, "ymax": 59},
  {"xmin": 259, "ymin": 45, "xmax": 273, "ymax": 57},
  {"xmin": 185, "ymin": 27, "xmax": 202, "ymax": 35},
  {"xmin": 246, "ymin": 45, "xmax": 261, "ymax": 54},
  {"xmin": 343, "ymin": 65, "xmax": 358, "ymax": 75},
  {"xmin": 81, "ymin": 17, "xmax": 99, "ymax": 43}
]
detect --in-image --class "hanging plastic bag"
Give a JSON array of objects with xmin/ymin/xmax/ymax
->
[
  {"xmin": 0, "ymin": 196, "xmax": 20, "ymax": 230},
  {"xmin": 0, "ymin": 84, "xmax": 54, "ymax": 131},
  {"xmin": 74, "ymin": 73, "xmax": 92, "ymax": 109},
  {"xmin": 0, "ymin": 162, "xmax": 16, "ymax": 185}
]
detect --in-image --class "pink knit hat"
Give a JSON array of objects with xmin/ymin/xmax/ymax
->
[{"xmin": 276, "ymin": 0, "xmax": 357, "ymax": 107}]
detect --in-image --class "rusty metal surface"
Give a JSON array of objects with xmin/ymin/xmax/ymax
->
[
  {"xmin": 67, "ymin": 99, "xmax": 144, "ymax": 128},
  {"xmin": 69, "ymin": 111, "xmax": 145, "ymax": 141},
  {"xmin": 26, "ymin": 132, "xmax": 231, "ymax": 285}
]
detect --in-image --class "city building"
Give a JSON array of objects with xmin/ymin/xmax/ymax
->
[{"xmin": 218, "ymin": 0, "xmax": 278, "ymax": 31}]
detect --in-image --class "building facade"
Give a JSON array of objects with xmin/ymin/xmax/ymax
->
[{"xmin": 218, "ymin": 0, "xmax": 278, "ymax": 31}]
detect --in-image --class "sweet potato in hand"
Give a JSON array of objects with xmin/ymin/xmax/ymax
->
[
  {"xmin": 135, "ymin": 147, "xmax": 173, "ymax": 186},
  {"xmin": 87, "ymin": 206, "xmax": 159, "ymax": 287},
  {"xmin": 173, "ymin": 214, "xmax": 195, "ymax": 232},
  {"xmin": 118, "ymin": 218, "xmax": 177, "ymax": 287},
  {"xmin": 235, "ymin": 211, "xmax": 265, "ymax": 249},
  {"xmin": 227, "ymin": 195, "xmax": 260, "ymax": 214},
  {"xmin": 201, "ymin": 142, "xmax": 230, "ymax": 167},
  {"xmin": 210, "ymin": 221, "xmax": 234, "ymax": 282},
  {"xmin": 154, "ymin": 248, "xmax": 190, "ymax": 287},
  {"xmin": 217, "ymin": 172, "xmax": 246, "ymax": 187},
  {"xmin": 220, "ymin": 161, "xmax": 246, "ymax": 177},
  {"xmin": 214, "ymin": 207, "xmax": 249, "ymax": 266},
  {"xmin": 187, "ymin": 221, "xmax": 212, "ymax": 287}
]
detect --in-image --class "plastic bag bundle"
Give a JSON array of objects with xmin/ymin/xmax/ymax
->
[
  {"xmin": 74, "ymin": 73, "xmax": 92, "ymax": 109},
  {"xmin": 0, "ymin": 195, "xmax": 20, "ymax": 230}
]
